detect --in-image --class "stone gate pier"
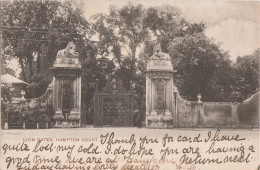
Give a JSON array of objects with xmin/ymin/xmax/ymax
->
[
  {"xmin": 146, "ymin": 44, "xmax": 176, "ymax": 128},
  {"xmin": 51, "ymin": 42, "xmax": 82, "ymax": 128}
]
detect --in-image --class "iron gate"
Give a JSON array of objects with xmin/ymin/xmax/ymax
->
[{"xmin": 94, "ymin": 80, "xmax": 134, "ymax": 127}]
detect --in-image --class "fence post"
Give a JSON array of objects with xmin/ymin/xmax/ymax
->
[
  {"xmin": 46, "ymin": 122, "xmax": 48, "ymax": 129},
  {"xmin": 23, "ymin": 122, "xmax": 25, "ymax": 129},
  {"xmin": 37, "ymin": 123, "xmax": 39, "ymax": 129},
  {"xmin": 4, "ymin": 122, "xmax": 8, "ymax": 130},
  {"xmin": 197, "ymin": 94, "xmax": 203, "ymax": 127},
  {"xmin": 231, "ymin": 103, "xmax": 238, "ymax": 128}
]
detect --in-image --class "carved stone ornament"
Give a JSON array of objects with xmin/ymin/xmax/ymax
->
[
  {"xmin": 57, "ymin": 42, "xmax": 79, "ymax": 58},
  {"xmin": 147, "ymin": 43, "xmax": 173, "ymax": 71},
  {"xmin": 150, "ymin": 43, "xmax": 171, "ymax": 61},
  {"xmin": 53, "ymin": 42, "xmax": 81, "ymax": 68}
]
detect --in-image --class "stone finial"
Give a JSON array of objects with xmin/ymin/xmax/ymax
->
[
  {"xmin": 197, "ymin": 93, "xmax": 202, "ymax": 102},
  {"xmin": 4, "ymin": 122, "xmax": 8, "ymax": 130},
  {"xmin": 57, "ymin": 42, "xmax": 79, "ymax": 58}
]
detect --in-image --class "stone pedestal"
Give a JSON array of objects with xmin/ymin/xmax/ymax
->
[
  {"xmin": 51, "ymin": 42, "xmax": 82, "ymax": 128},
  {"xmin": 146, "ymin": 44, "xmax": 175, "ymax": 128}
]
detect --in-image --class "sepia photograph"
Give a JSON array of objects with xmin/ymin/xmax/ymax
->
[{"xmin": 0, "ymin": 0, "xmax": 259, "ymax": 169}]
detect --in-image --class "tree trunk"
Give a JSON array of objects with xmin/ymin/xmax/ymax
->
[
  {"xmin": 27, "ymin": 54, "xmax": 34, "ymax": 83},
  {"xmin": 130, "ymin": 47, "xmax": 136, "ymax": 85},
  {"xmin": 18, "ymin": 55, "xmax": 27, "ymax": 83}
]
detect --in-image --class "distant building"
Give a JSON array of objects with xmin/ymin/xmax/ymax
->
[{"xmin": 1, "ymin": 74, "xmax": 28, "ymax": 101}]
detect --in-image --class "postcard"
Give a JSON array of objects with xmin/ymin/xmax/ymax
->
[{"xmin": 1, "ymin": 0, "xmax": 259, "ymax": 169}]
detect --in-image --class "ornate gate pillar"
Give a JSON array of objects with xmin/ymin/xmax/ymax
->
[
  {"xmin": 51, "ymin": 42, "xmax": 82, "ymax": 128},
  {"xmin": 146, "ymin": 44, "xmax": 175, "ymax": 128}
]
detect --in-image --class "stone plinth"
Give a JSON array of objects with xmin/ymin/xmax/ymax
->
[
  {"xmin": 146, "ymin": 44, "xmax": 175, "ymax": 128},
  {"xmin": 54, "ymin": 57, "xmax": 81, "ymax": 68}
]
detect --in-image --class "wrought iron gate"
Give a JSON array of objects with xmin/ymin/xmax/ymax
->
[{"xmin": 94, "ymin": 80, "xmax": 134, "ymax": 127}]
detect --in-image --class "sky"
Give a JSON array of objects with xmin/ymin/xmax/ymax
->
[{"xmin": 82, "ymin": 0, "xmax": 260, "ymax": 61}]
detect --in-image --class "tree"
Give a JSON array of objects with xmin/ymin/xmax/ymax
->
[
  {"xmin": 1, "ymin": 83, "xmax": 12, "ymax": 103},
  {"xmin": 232, "ymin": 49, "xmax": 260, "ymax": 101},
  {"xmin": 91, "ymin": 4, "xmax": 186, "ymax": 90},
  {"xmin": 1, "ymin": 83, "xmax": 13, "ymax": 129},
  {"xmin": 1, "ymin": 54, "xmax": 16, "ymax": 76},
  {"xmin": 91, "ymin": 3, "xmax": 237, "ymax": 104},
  {"xmin": 92, "ymin": 4, "xmax": 146, "ymax": 90},
  {"xmin": 1, "ymin": 1, "xmax": 91, "ymax": 83},
  {"xmin": 168, "ymin": 33, "xmax": 234, "ymax": 101},
  {"xmin": 25, "ymin": 73, "xmax": 50, "ymax": 98}
]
